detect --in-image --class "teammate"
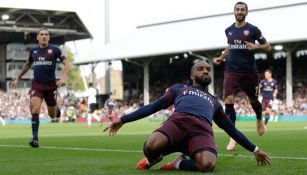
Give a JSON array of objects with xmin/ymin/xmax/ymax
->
[
  {"xmin": 213, "ymin": 1, "xmax": 271, "ymax": 151},
  {"xmin": 259, "ymin": 69, "xmax": 278, "ymax": 125},
  {"xmin": 104, "ymin": 60, "xmax": 270, "ymax": 172},
  {"xmin": 11, "ymin": 28, "xmax": 69, "ymax": 148},
  {"xmin": 86, "ymin": 83, "xmax": 100, "ymax": 127}
]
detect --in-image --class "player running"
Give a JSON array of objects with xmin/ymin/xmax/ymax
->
[
  {"xmin": 259, "ymin": 69, "xmax": 278, "ymax": 125},
  {"xmin": 11, "ymin": 28, "xmax": 69, "ymax": 148},
  {"xmin": 214, "ymin": 1, "xmax": 271, "ymax": 151}
]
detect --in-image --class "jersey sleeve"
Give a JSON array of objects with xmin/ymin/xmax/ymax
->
[
  {"xmin": 55, "ymin": 47, "xmax": 66, "ymax": 62},
  {"xmin": 120, "ymin": 84, "xmax": 180, "ymax": 124},
  {"xmin": 213, "ymin": 102, "xmax": 256, "ymax": 152},
  {"xmin": 225, "ymin": 28, "xmax": 231, "ymax": 44},
  {"xmin": 254, "ymin": 27, "xmax": 267, "ymax": 45},
  {"xmin": 28, "ymin": 49, "xmax": 34, "ymax": 62}
]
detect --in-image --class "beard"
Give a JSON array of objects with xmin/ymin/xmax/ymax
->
[
  {"xmin": 235, "ymin": 14, "xmax": 246, "ymax": 22},
  {"xmin": 194, "ymin": 76, "xmax": 212, "ymax": 88}
]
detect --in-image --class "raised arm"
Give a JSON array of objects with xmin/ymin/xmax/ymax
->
[{"xmin": 213, "ymin": 106, "xmax": 270, "ymax": 165}]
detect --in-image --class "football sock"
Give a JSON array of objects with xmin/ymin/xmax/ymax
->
[
  {"xmin": 179, "ymin": 160, "xmax": 197, "ymax": 171},
  {"xmin": 264, "ymin": 113, "xmax": 269, "ymax": 125},
  {"xmin": 251, "ymin": 101, "xmax": 262, "ymax": 120},
  {"xmin": 56, "ymin": 107, "xmax": 61, "ymax": 118},
  {"xmin": 31, "ymin": 113, "xmax": 40, "ymax": 141},
  {"xmin": 225, "ymin": 104, "xmax": 236, "ymax": 125}
]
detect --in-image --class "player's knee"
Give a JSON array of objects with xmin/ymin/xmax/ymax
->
[
  {"xmin": 196, "ymin": 161, "xmax": 216, "ymax": 172},
  {"xmin": 144, "ymin": 140, "xmax": 158, "ymax": 154},
  {"xmin": 31, "ymin": 106, "xmax": 41, "ymax": 114},
  {"xmin": 144, "ymin": 132, "xmax": 168, "ymax": 154}
]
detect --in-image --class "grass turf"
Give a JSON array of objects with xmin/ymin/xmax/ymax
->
[{"xmin": 0, "ymin": 120, "xmax": 307, "ymax": 175}]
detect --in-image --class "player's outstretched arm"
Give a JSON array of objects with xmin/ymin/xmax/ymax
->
[
  {"xmin": 213, "ymin": 107, "xmax": 271, "ymax": 165},
  {"xmin": 103, "ymin": 118, "xmax": 122, "ymax": 135},
  {"xmin": 254, "ymin": 149, "xmax": 271, "ymax": 166},
  {"xmin": 103, "ymin": 95, "xmax": 172, "ymax": 136}
]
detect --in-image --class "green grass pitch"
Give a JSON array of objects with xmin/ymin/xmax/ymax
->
[{"xmin": 0, "ymin": 120, "xmax": 307, "ymax": 175}]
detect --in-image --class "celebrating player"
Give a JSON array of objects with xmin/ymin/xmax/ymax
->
[
  {"xmin": 104, "ymin": 60, "xmax": 270, "ymax": 172},
  {"xmin": 213, "ymin": 1, "xmax": 271, "ymax": 151}
]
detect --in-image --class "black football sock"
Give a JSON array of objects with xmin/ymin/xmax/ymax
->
[
  {"xmin": 225, "ymin": 104, "xmax": 236, "ymax": 125},
  {"xmin": 31, "ymin": 113, "xmax": 40, "ymax": 141},
  {"xmin": 56, "ymin": 107, "xmax": 61, "ymax": 118},
  {"xmin": 179, "ymin": 159, "xmax": 197, "ymax": 171}
]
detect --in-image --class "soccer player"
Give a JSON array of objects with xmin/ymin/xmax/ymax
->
[
  {"xmin": 213, "ymin": 1, "xmax": 271, "ymax": 151},
  {"xmin": 104, "ymin": 60, "xmax": 270, "ymax": 172},
  {"xmin": 11, "ymin": 28, "xmax": 69, "ymax": 148},
  {"xmin": 259, "ymin": 69, "xmax": 278, "ymax": 125},
  {"xmin": 86, "ymin": 82, "xmax": 100, "ymax": 127}
]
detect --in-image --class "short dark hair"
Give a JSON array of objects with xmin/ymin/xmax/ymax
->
[
  {"xmin": 37, "ymin": 27, "xmax": 49, "ymax": 35},
  {"xmin": 234, "ymin": 1, "xmax": 248, "ymax": 12},
  {"xmin": 265, "ymin": 69, "xmax": 272, "ymax": 74},
  {"xmin": 88, "ymin": 82, "xmax": 93, "ymax": 87}
]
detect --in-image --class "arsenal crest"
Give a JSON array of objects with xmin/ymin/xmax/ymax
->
[
  {"xmin": 243, "ymin": 30, "xmax": 250, "ymax": 36},
  {"xmin": 48, "ymin": 49, "xmax": 53, "ymax": 54}
]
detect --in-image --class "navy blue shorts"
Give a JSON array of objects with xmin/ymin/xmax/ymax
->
[
  {"xmin": 89, "ymin": 103, "xmax": 98, "ymax": 113},
  {"xmin": 223, "ymin": 70, "xmax": 259, "ymax": 100},
  {"xmin": 30, "ymin": 81, "xmax": 57, "ymax": 106},
  {"xmin": 155, "ymin": 112, "xmax": 217, "ymax": 157}
]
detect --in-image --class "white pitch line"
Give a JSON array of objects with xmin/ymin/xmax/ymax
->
[
  {"xmin": 218, "ymin": 154, "xmax": 307, "ymax": 160},
  {"xmin": 0, "ymin": 144, "xmax": 142, "ymax": 153},
  {"xmin": 1, "ymin": 127, "xmax": 305, "ymax": 139},
  {"xmin": 0, "ymin": 144, "xmax": 307, "ymax": 160}
]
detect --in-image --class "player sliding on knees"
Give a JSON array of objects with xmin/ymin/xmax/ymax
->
[{"xmin": 104, "ymin": 60, "xmax": 270, "ymax": 172}]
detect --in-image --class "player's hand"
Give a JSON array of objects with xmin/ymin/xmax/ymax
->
[
  {"xmin": 10, "ymin": 78, "xmax": 19, "ymax": 88},
  {"xmin": 254, "ymin": 149, "xmax": 271, "ymax": 166},
  {"xmin": 244, "ymin": 41, "xmax": 259, "ymax": 50},
  {"xmin": 213, "ymin": 57, "xmax": 223, "ymax": 65},
  {"xmin": 57, "ymin": 78, "xmax": 66, "ymax": 87},
  {"xmin": 103, "ymin": 118, "xmax": 123, "ymax": 136}
]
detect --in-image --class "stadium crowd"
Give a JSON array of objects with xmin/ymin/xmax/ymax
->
[{"xmin": 1, "ymin": 69, "xmax": 307, "ymax": 121}]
